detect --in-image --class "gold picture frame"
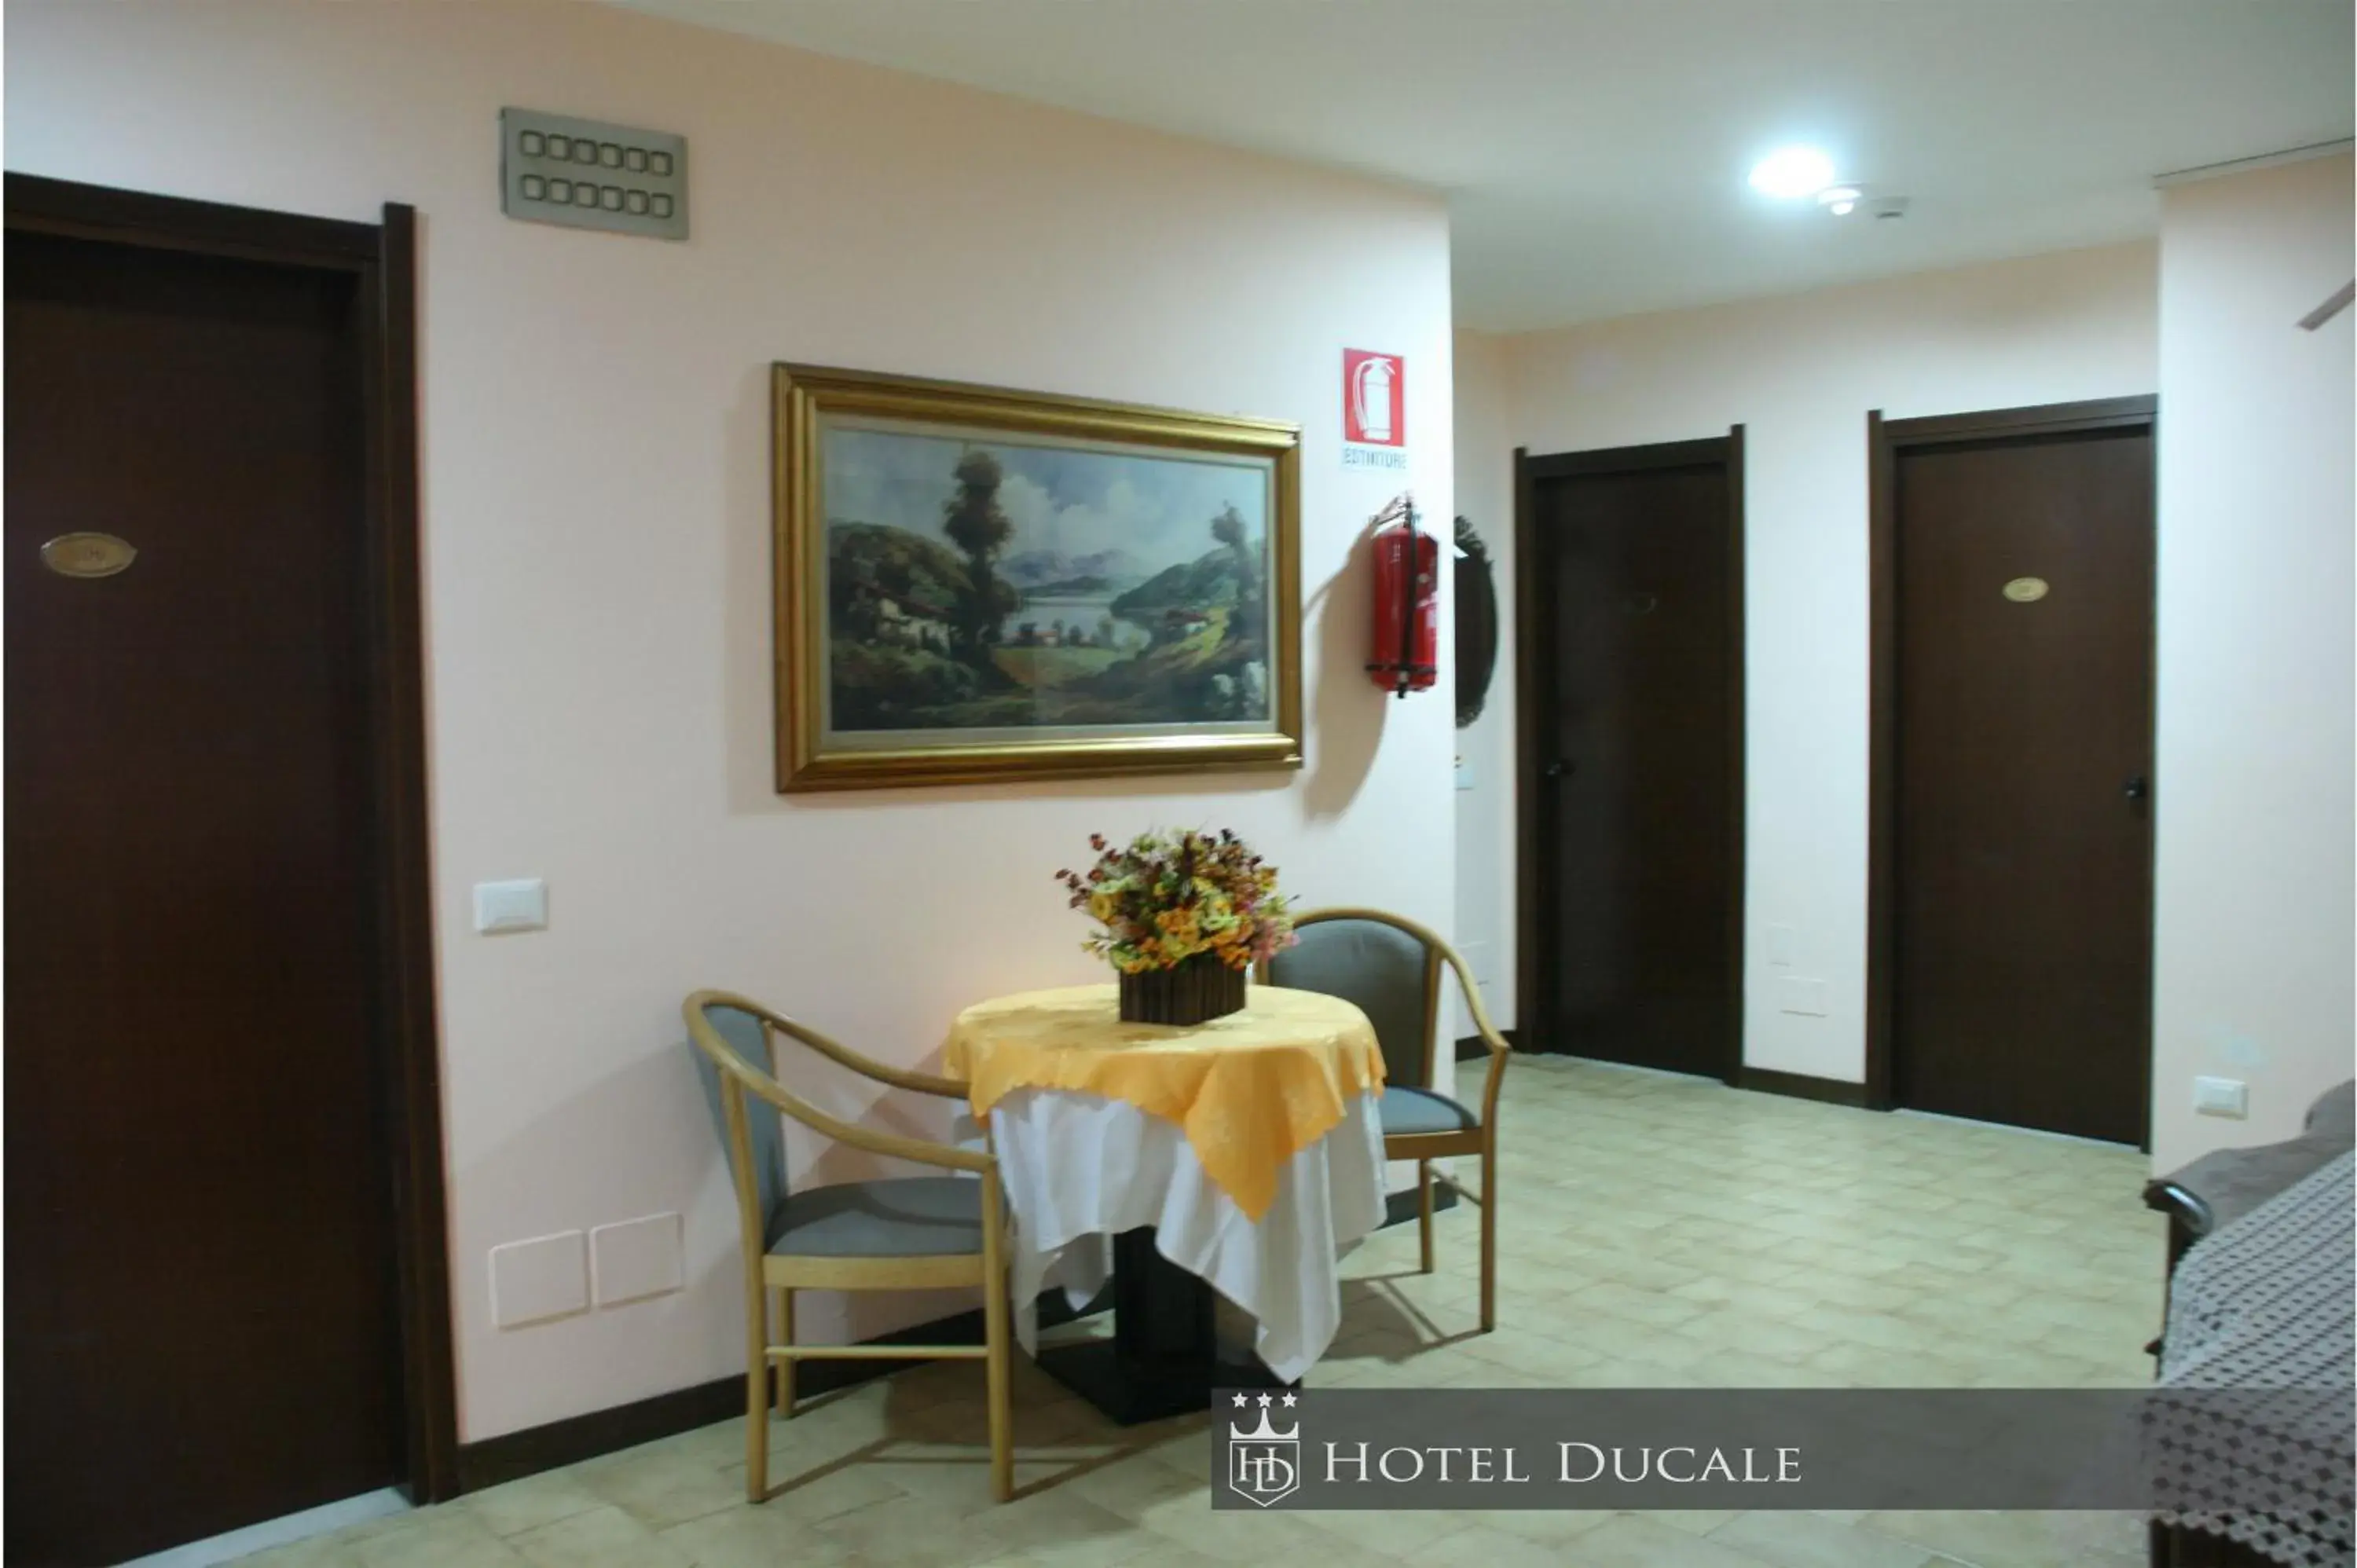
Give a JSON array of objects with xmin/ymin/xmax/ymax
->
[{"xmin": 772, "ymin": 363, "xmax": 1303, "ymax": 793}]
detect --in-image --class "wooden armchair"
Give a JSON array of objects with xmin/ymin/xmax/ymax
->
[
  {"xmin": 684, "ymin": 990, "xmax": 1014, "ymax": 1503},
  {"xmin": 1261, "ymin": 908, "xmax": 1511, "ymax": 1330}
]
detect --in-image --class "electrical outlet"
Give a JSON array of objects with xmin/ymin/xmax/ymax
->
[
  {"xmin": 592, "ymin": 1213, "xmax": 684, "ymax": 1307},
  {"xmin": 489, "ymin": 1231, "xmax": 588, "ymax": 1328},
  {"xmin": 2193, "ymin": 1077, "xmax": 2249, "ymax": 1119}
]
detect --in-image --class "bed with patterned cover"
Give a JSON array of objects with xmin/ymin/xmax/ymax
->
[{"xmin": 2143, "ymin": 1083, "xmax": 2355, "ymax": 1568}]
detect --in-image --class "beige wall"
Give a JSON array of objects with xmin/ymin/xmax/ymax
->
[
  {"xmin": 1468, "ymin": 244, "xmax": 2160, "ymax": 1083},
  {"xmin": 6, "ymin": 2, "xmax": 1457, "ymax": 1441},
  {"xmin": 1450, "ymin": 329, "xmax": 1516, "ymax": 1033},
  {"xmin": 2150, "ymin": 153, "xmax": 2355, "ymax": 1171}
]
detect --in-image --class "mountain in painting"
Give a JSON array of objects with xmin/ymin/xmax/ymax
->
[{"xmin": 1000, "ymin": 546, "xmax": 1149, "ymax": 591}]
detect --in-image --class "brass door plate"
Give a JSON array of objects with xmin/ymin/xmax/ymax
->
[
  {"xmin": 2002, "ymin": 576, "xmax": 2049, "ymax": 603},
  {"xmin": 41, "ymin": 533, "xmax": 136, "ymax": 578}
]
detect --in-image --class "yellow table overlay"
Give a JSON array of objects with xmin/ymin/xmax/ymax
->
[{"xmin": 944, "ymin": 983, "xmax": 1386, "ymax": 1222}]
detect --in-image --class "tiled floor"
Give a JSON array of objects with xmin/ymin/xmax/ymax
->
[{"xmin": 235, "ymin": 1057, "xmax": 2167, "ymax": 1568}]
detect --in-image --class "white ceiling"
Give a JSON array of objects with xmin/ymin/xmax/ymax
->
[{"xmin": 612, "ymin": 0, "xmax": 2354, "ymax": 331}]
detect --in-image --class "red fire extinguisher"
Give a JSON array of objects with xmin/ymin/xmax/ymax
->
[{"xmin": 1365, "ymin": 493, "xmax": 1439, "ymax": 698}]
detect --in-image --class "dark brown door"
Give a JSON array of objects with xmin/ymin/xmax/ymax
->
[
  {"xmin": 1890, "ymin": 421, "xmax": 2154, "ymax": 1144},
  {"xmin": 1524, "ymin": 438, "xmax": 1742, "ymax": 1078},
  {"xmin": 6, "ymin": 229, "xmax": 404, "ymax": 1563}
]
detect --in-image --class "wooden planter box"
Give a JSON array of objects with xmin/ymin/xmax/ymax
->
[{"xmin": 1118, "ymin": 953, "xmax": 1245, "ymax": 1027}]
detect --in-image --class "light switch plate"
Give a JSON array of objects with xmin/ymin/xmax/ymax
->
[
  {"xmin": 489, "ymin": 1230, "xmax": 588, "ymax": 1328},
  {"xmin": 2193, "ymin": 1076, "xmax": 2249, "ymax": 1118},
  {"xmin": 1765, "ymin": 923, "xmax": 1796, "ymax": 967},
  {"xmin": 475, "ymin": 878, "xmax": 548, "ymax": 934}
]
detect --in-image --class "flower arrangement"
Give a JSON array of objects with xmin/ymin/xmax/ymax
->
[{"xmin": 1056, "ymin": 829, "xmax": 1296, "ymax": 1024}]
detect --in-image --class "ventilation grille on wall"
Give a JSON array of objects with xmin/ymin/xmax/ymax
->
[{"xmin": 500, "ymin": 108, "xmax": 687, "ymax": 241}]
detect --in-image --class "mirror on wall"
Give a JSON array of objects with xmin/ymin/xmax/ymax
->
[{"xmin": 1454, "ymin": 516, "xmax": 1499, "ymax": 728}]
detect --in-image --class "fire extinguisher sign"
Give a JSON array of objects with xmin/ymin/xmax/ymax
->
[{"xmin": 1341, "ymin": 349, "xmax": 1408, "ymax": 471}]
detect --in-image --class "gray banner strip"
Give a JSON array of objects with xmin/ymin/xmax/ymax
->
[{"xmin": 1208, "ymin": 1387, "xmax": 2357, "ymax": 1513}]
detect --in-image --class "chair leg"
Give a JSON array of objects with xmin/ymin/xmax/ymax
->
[
  {"xmin": 774, "ymin": 1287, "xmax": 796, "ymax": 1420},
  {"xmin": 1479, "ymin": 1139, "xmax": 1498, "ymax": 1333},
  {"xmin": 745, "ymin": 1281, "xmax": 770, "ymax": 1503},
  {"xmin": 982, "ymin": 1266, "xmax": 1014, "ymax": 1502},
  {"xmin": 1417, "ymin": 1159, "xmax": 1435, "ymax": 1274}
]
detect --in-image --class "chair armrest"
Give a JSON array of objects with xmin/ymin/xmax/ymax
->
[
  {"xmin": 865, "ymin": 1064, "xmax": 972, "ymax": 1101},
  {"xmin": 1431, "ymin": 932, "xmax": 1513, "ymax": 1127},
  {"xmin": 730, "ymin": 1061, "xmax": 993, "ymax": 1174},
  {"xmin": 781, "ymin": 1017, "xmax": 972, "ymax": 1100},
  {"xmin": 2143, "ymin": 1177, "xmax": 2212, "ymax": 1277},
  {"xmin": 2142, "ymin": 1178, "xmax": 2211, "ymax": 1235}
]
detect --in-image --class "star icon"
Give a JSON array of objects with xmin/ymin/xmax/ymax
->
[
  {"xmin": 1256, "ymin": 1393, "xmax": 1273, "ymax": 1409},
  {"xmin": 1231, "ymin": 1393, "xmax": 1248, "ymax": 1408},
  {"xmin": 1281, "ymin": 1392, "xmax": 1298, "ymax": 1408}
]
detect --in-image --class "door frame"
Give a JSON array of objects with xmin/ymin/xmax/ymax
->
[
  {"xmin": 1864, "ymin": 395, "xmax": 2158, "ymax": 1132},
  {"xmin": 5, "ymin": 174, "xmax": 460, "ymax": 1503},
  {"xmin": 1512, "ymin": 430, "xmax": 1747, "ymax": 1082}
]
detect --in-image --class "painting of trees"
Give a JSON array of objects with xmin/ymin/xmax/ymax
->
[
  {"xmin": 1211, "ymin": 501, "xmax": 1262, "ymax": 642},
  {"xmin": 942, "ymin": 447, "xmax": 1017, "ymax": 661}
]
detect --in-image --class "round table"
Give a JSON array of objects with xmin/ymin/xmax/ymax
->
[{"xmin": 944, "ymin": 982, "xmax": 1388, "ymax": 1420}]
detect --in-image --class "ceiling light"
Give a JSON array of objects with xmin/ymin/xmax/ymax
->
[
  {"xmin": 1748, "ymin": 146, "xmax": 1837, "ymax": 200},
  {"xmin": 1816, "ymin": 185, "xmax": 1862, "ymax": 207}
]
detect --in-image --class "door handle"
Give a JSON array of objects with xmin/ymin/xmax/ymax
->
[{"xmin": 2123, "ymin": 775, "xmax": 2148, "ymax": 800}]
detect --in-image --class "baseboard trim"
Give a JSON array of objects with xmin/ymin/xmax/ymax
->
[
  {"xmin": 453, "ymin": 1285, "xmax": 1102, "ymax": 1493},
  {"xmin": 1384, "ymin": 1182, "xmax": 1461, "ymax": 1227},
  {"xmin": 455, "ymin": 1187, "xmax": 1452, "ymax": 1494},
  {"xmin": 456, "ymin": 1374, "xmax": 739, "ymax": 1494},
  {"xmin": 1736, "ymin": 1066, "xmax": 1870, "ymax": 1108},
  {"xmin": 1454, "ymin": 1027, "xmax": 1520, "ymax": 1062}
]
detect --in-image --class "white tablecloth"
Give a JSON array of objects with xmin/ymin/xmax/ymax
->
[{"xmin": 976, "ymin": 1086, "xmax": 1387, "ymax": 1383}]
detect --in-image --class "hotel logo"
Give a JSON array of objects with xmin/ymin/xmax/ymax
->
[{"xmin": 1226, "ymin": 1392, "xmax": 1301, "ymax": 1507}]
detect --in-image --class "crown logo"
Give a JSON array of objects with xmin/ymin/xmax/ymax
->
[
  {"xmin": 1230, "ymin": 1408, "xmax": 1296, "ymax": 1442},
  {"xmin": 1227, "ymin": 1391, "xmax": 1299, "ymax": 1442}
]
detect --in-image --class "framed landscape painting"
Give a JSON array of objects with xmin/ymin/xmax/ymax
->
[{"xmin": 772, "ymin": 363, "xmax": 1303, "ymax": 791}]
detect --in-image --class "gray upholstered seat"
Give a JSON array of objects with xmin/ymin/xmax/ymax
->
[
  {"xmin": 768, "ymin": 1176, "xmax": 984, "ymax": 1257},
  {"xmin": 1379, "ymin": 1086, "xmax": 1480, "ymax": 1135}
]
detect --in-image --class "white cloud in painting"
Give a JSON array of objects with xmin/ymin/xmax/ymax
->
[{"xmin": 823, "ymin": 427, "xmax": 966, "ymax": 538}]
